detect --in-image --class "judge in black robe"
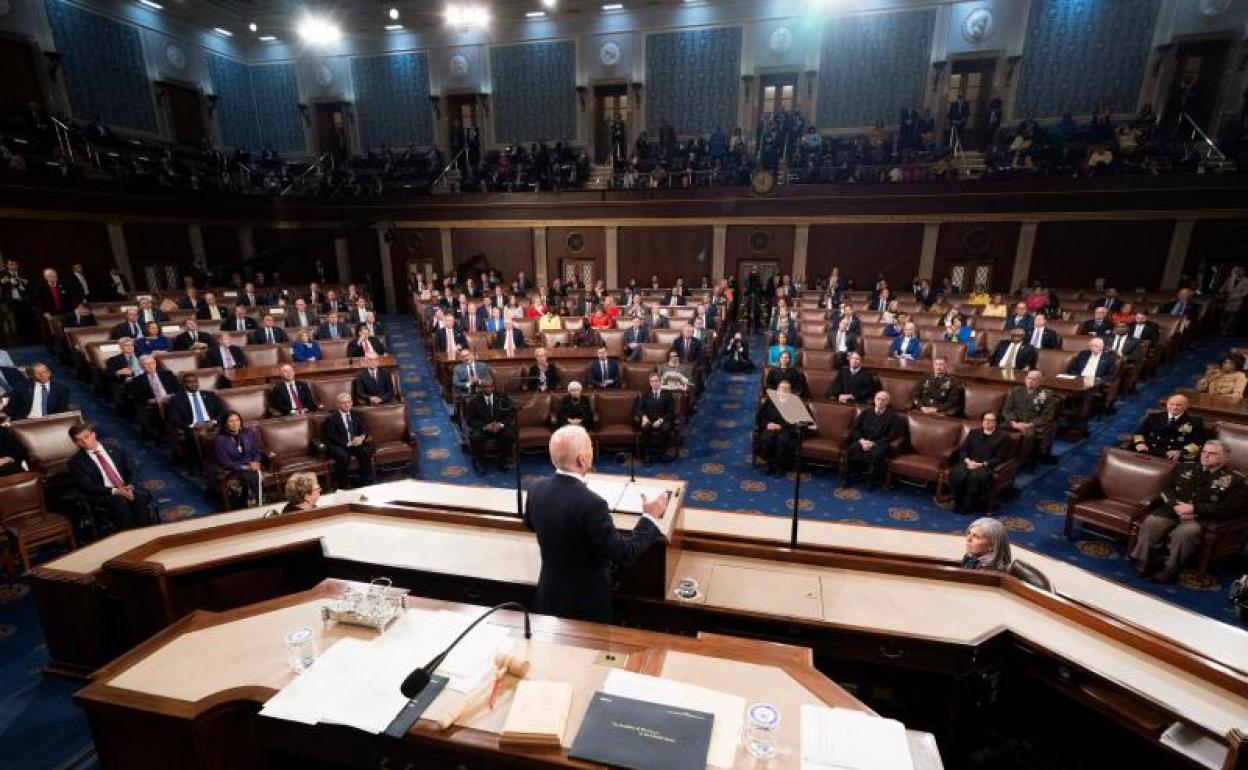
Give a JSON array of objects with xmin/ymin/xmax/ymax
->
[{"xmin": 946, "ymin": 414, "xmax": 1010, "ymax": 511}]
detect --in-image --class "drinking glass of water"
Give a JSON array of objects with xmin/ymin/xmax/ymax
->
[
  {"xmin": 744, "ymin": 702, "xmax": 780, "ymax": 759},
  {"xmin": 285, "ymin": 626, "xmax": 317, "ymax": 674}
]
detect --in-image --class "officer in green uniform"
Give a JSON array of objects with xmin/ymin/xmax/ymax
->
[
  {"xmin": 1001, "ymin": 369, "xmax": 1058, "ymax": 463},
  {"xmin": 911, "ymin": 356, "xmax": 963, "ymax": 416},
  {"xmin": 1130, "ymin": 440, "xmax": 1248, "ymax": 582}
]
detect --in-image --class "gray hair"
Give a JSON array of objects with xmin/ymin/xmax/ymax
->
[{"xmin": 968, "ymin": 517, "xmax": 1014, "ymax": 572}]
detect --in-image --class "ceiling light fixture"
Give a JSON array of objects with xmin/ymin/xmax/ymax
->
[
  {"xmin": 248, "ymin": 22, "xmax": 258, "ymax": 32},
  {"xmin": 526, "ymin": 10, "xmax": 546, "ymax": 17},
  {"xmin": 297, "ymin": 15, "xmax": 342, "ymax": 45},
  {"xmin": 541, "ymin": 0, "xmax": 557, "ymax": 7},
  {"xmin": 389, "ymin": 7, "xmax": 400, "ymax": 20},
  {"xmin": 385, "ymin": 23, "xmax": 404, "ymax": 31},
  {"xmin": 258, "ymin": 35, "xmax": 277, "ymax": 41},
  {"xmin": 213, "ymin": 27, "xmax": 233, "ymax": 36},
  {"xmin": 445, "ymin": 5, "xmax": 490, "ymax": 27},
  {"xmin": 602, "ymin": 3, "xmax": 623, "ymax": 10},
  {"xmin": 137, "ymin": 0, "xmax": 163, "ymax": 10}
]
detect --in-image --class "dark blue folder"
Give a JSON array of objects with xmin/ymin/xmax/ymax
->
[{"xmin": 569, "ymin": 691, "xmax": 714, "ymax": 770}]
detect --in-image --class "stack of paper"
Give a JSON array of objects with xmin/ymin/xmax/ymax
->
[
  {"xmin": 500, "ymin": 680, "xmax": 574, "ymax": 746},
  {"xmin": 585, "ymin": 479, "xmax": 627, "ymax": 510},
  {"xmin": 602, "ymin": 669, "xmax": 744, "ymax": 769},
  {"xmin": 800, "ymin": 705, "xmax": 913, "ymax": 770}
]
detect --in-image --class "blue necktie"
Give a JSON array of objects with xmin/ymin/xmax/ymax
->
[
  {"xmin": 190, "ymin": 393, "xmax": 206, "ymax": 424},
  {"xmin": 40, "ymin": 384, "xmax": 48, "ymax": 413}
]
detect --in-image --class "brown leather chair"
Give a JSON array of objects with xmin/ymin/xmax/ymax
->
[
  {"xmin": 930, "ymin": 341, "xmax": 967, "ymax": 363},
  {"xmin": 599, "ymin": 329, "xmax": 625, "ymax": 357},
  {"xmin": 637, "ymin": 344, "xmax": 669, "ymax": 364},
  {"xmin": 622, "ymin": 363, "xmax": 655, "ymax": 390},
  {"xmin": 11, "ymin": 411, "xmax": 84, "ymax": 489},
  {"xmin": 1064, "ymin": 447, "xmax": 1175, "ymax": 540},
  {"xmin": 653, "ymin": 329, "xmax": 681, "ymax": 346},
  {"xmin": 0, "ymin": 471, "xmax": 75, "ymax": 571},
  {"xmin": 801, "ymin": 350, "xmax": 836, "ymax": 370},
  {"xmin": 799, "ymin": 402, "xmax": 857, "ymax": 475},
  {"xmin": 879, "ymin": 376, "xmax": 916, "ymax": 412},
  {"xmin": 542, "ymin": 331, "xmax": 572, "ymax": 349},
  {"xmin": 516, "ymin": 393, "xmax": 553, "ymax": 454},
  {"xmin": 1037, "ymin": 349, "xmax": 1075, "ymax": 375},
  {"xmin": 317, "ymin": 338, "xmax": 352, "ymax": 360},
  {"xmin": 466, "ymin": 331, "xmax": 493, "ymax": 352},
  {"xmin": 243, "ymin": 344, "xmax": 281, "ymax": 368},
  {"xmin": 490, "ymin": 363, "xmax": 525, "ymax": 394},
  {"xmin": 1216, "ymin": 422, "xmax": 1248, "ymax": 473},
  {"xmin": 257, "ymin": 416, "xmax": 332, "ymax": 489},
  {"xmin": 888, "ymin": 414, "xmax": 965, "ymax": 493},
  {"xmin": 977, "ymin": 330, "xmax": 1004, "ymax": 357},
  {"xmin": 804, "ymin": 371, "xmax": 836, "ymax": 401},
  {"xmin": 514, "ymin": 319, "xmax": 538, "ymax": 342},
  {"xmin": 963, "ymin": 382, "xmax": 1007, "ymax": 420},
  {"xmin": 593, "ymin": 391, "xmax": 638, "ymax": 455},
  {"xmin": 361, "ymin": 402, "xmax": 418, "ymax": 477},
  {"xmin": 799, "ymin": 332, "xmax": 825, "ymax": 350},
  {"xmin": 153, "ymin": 350, "xmax": 203, "ymax": 376},
  {"xmin": 310, "ymin": 376, "xmax": 356, "ymax": 409},
  {"xmin": 863, "ymin": 336, "xmax": 893, "ymax": 358},
  {"xmin": 563, "ymin": 316, "xmax": 584, "ymax": 331},
  {"xmin": 218, "ymin": 385, "xmax": 272, "ymax": 422}
]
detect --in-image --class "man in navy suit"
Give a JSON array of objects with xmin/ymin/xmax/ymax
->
[
  {"xmin": 522, "ymin": 425, "xmax": 667, "ymax": 622},
  {"xmin": 271, "ymin": 364, "xmax": 319, "ymax": 414},
  {"xmin": 587, "ymin": 346, "xmax": 621, "ymax": 389},
  {"xmin": 459, "ymin": 301, "xmax": 488, "ymax": 334},
  {"xmin": 250, "ymin": 315, "xmax": 288, "ymax": 345},
  {"xmin": 222, "ymin": 305, "xmax": 257, "ymax": 333},
  {"xmin": 1003, "ymin": 302, "xmax": 1034, "ymax": 333},
  {"xmin": 1067, "ymin": 337, "xmax": 1115, "ymax": 378},
  {"xmin": 1078, "ymin": 307, "xmax": 1115, "ymax": 338},
  {"xmin": 68, "ymin": 423, "xmax": 151, "ymax": 530},
  {"xmin": 623, "ymin": 316, "xmax": 649, "ymax": 362},
  {"xmin": 1158, "ymin": 288, "xmax": 1198, "ymax": 322},
  {"xmin": 7, "ymin": 362, "xmax": 71, "ymax": 420},
  {"xmin": 1026, "ymin": 315, "xmax": 1060, "ymax": 349},
  {"xmin": 491, "ymin": 318, "xmax": 526, "ymax": 352},
  {"xmin": 237, "ymin": 282, "xmax": 268, "ymax": 307},
  {"xmin": 672, "ymin": 325, "xmax": 702, "ymax": 364},
  {"xmin": 352, "ymin": 357, "xmax": 397, "ymax": 404},
  {"xmin": 322, "ymin": 392, "xmax": 375, "ymax": 489}
]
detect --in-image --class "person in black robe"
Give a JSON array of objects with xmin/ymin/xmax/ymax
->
[
  {"xmin": 846, "ymin": 390, "xmax": 900, "ymax": 489},
  {"xmin": 945, "ymin": 413, "xmax": 1010, "ymax": 511},
  {"xmin": 757, "ymin": 380, "xmax": 802, "ymax": 476},
  {"xmin": 765, "ymin": 350, "xmax": 807, "ymax": 396}
]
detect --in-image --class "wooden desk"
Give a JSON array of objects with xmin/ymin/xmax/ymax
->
[
  {"xmin": 75, "ymin": 580, "xmax": 942, "ymax": 770},
  {"xmin": 223, "ymin": 355, "xmax": 398, "ymax": 387},
  {"xmin": 1173, "ymin": 389, "xmax": 1248, "ymax": 426}
]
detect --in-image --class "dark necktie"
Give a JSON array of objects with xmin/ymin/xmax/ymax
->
[
  {"xmin": 93, "ymin": 449, "xmax": 125, "ymax": 488},
  {"xmin": 40, "ymin": 383, "xmax": 49, "ymax": 413}
]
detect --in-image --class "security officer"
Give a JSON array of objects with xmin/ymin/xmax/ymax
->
[
  {"xmin": 911, "ymin": 356, "xmax": 963, "ymax": 416},
  {"xmin": 1130, "ymin": 440, "xmax": 1247, "ymax": 582},
  {"xmin": 1132, "ymin": 393, "xmax": 1206, "ymax": 462}
]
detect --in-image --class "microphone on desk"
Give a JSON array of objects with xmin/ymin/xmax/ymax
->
[{"xmin": 399, "ymin": 601, "xmax": 532, "ymax": 698}]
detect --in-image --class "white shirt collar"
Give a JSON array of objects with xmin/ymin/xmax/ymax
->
[{"xmin": 555, "ymin": 469, "xmax": 586, "ymax": 483}]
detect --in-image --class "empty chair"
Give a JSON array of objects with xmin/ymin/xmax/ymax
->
[
  {"xmin": 310, "ymin": 376, "xmax": 357, "ymax": 409},
  {"xmin": 0, "ymin": 471, "xmax": 76, "ymax": 572},
  {"xmin": 243, "ymin": 344, "xmax": 281, "ymax": 368},
  {"xmin": 1064, "ymin": 447, "xmax": 1175, "ymax": 541},
  {"xmin": 217, "ymin": 386, "xmax": 272, "ymax": 422},
  {"xmin": 257, "ymin": 416, "xmax": 332, "ymax": 490},
  {"xmin": 317, "ymin": 338, "xmax": 352, "ymax": 360},
  {"xmin": 963, "ymin": 382, "xmax": 1007, "ymax": 420},
  {"xmin": 153, "ymin": 351, "xmax": 202, "ymax": 376},
  {"xmin": 887, "ymin": 414, "xmax": 965, "ymax": 493},
  {"xmin": 622, "ymin": 363, "xmax": 654, "ymax": 390},
  {"xmin": 593, "ymin": 391, "xmax": 638, "ymax": 456},
  {"xmin": 361, "ymin": 403, "xmax": 419, "ymax": 477},
  {"xmin": 542, "ymin": 331, "xmax": 572, "ymax": 348},
  {"xmin": 801, "ymin": 350, "xmax": 836, "ymax": 370},
  {"xmin": 862, "ymin": 336, "xmax": 893, "ymax": 359},
  {"xmin": 515, "ymin": 393, "xmax": 554, "ymax": 455},
  {"xmin": 799, "ymin": 402, "xmax": 858, "ymax": 475}
]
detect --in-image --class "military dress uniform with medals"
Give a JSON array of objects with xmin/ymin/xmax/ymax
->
[
  {"xmin": 912, "ymin": 373, "xmax": 963, "ymax": 416},
  {"xmin": 1134, "ymin": 412, "xmax": 1205, "ymax": 461},
  {"xmin": 1000, "ymin": 384, "xmax": 1057, "ymax": 462},
  {"xmin": 1130, "ymin": 463, "xmax": 1248, "ymax": 578}
]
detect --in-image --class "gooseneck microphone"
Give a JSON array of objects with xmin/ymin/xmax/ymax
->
[{"xmin": 399, "ymin": 602, "xmax": 532, "ymax": 698}]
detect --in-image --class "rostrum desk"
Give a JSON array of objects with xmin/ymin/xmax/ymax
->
[{"xmin": 30, "ymin": 479, "xmax": 1248, "ymax": 769}]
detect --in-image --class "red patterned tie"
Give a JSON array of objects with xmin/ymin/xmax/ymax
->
[{"xmin": 93, "ymin": 450, "xmax": 125, "ymax": 488}]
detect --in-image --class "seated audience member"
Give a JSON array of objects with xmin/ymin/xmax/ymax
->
[
  {"xmin": 177, "ymin": 288, "xmax": 202, "ymax": 311},
  {"xmin": 271, "ymin": 364, "xmax": 318, "ymax": 415},
  {"xmin": 757, "ymin": 379, "xmax": 803, "ymax": 476},
  {"xmin": 659, "ymin": 350, "xmax": 693, "ymax": 392},
  {"xmin": 938, "ymin": 303, "xmax": 965, "ymax": 329},
  {"xmin": 106, "ymin": 338, "xmax": 143, "ymax": 383},
  {"xmin": 1111, "ymin": 301, "xmax": 1136, "ymax": 326},
  {"xmin": 315, "ymin": 311, "xmax": 351, "ymax": 340},
  {"xmin": 1087, "ymin": 288, "xmax": 1122, "ymax": 313},
  {"xmin": 321, "ymin": 289, "xmax": 348, "ymax": 315},
  {"xmin": 206, "ymin": 332, "xmax": 247, "ymax": 369},
  {"xmin": 524, "ymin": 347, "xmax": 560, "ymax": 392},
  {"xmin": 197, "ymin": 292, "xmax": 227, "ymax": 321},
  {"xmin": 173, "ymin": 319, "xmax": 213, "ymax": 352},
  {"xmin": 166, "ymin": 372, "xmax": 224, "ymax": 445},
  {"xmin": 291, "ymin": 330, "xmax": 321, "ymax": 363},
  {"xmin": 492, "ymin": 318, "xmax": 526, "ymax": 352},
  {"xmin": 623, "ymin": 316, "xmax": 648, "ymax": 362},
  {"xmin": 557, "ymin": 381, "xmax": 594, "ymax": 430},
  {"xmin": 238, "ymin": 282, "xmax": 268, "ymax": 307},
  {"xmin": 323, "ymin": 392, "xmax": 375, "ymax": 489},
  {"xmin": 1067, "ymin": 337, "xmax": 1114, "ymax": 378},
  {"xmin": 1130, "ymin": 440, "xmax": 1247, "ymax": 582},
  {"xmin": 1195, "ymin": 355, "xmax": 1246, "ymax": 397},
  {"xmin": 1158, "ymin": 287, "xmax": 1198, "ymax": 323},
  {"xmin": 486, "ymin": 307, "xmax": 507, "ymax": 333},
  {"xmin": 826, "ymin": 351, "xmax": 880, "ymax": 404},
  {"xmin": 981, "ymin": 294, "xmax": 1008, "ymax": 318},
  {"xmin": 1105, "ymin": 322, "xmax": 1142, "ymax": 361},
  {"xmin": 282, "ymin": 471, "xmax": 322, "ymax": 513},
  {"xmin": 672, "ymin": 325, "xmax": 703, "ymax": 365},
  {"xmin": 587, "ymin": 347, "xmax": 621, "ymax": 389},
  {"xmin": 767, "ymin": 333, "xmax": 795, "ymax": 367},
  {"xmin": 826, "ymin": 318, "xmax": 859, "ymax": 362},
  {"xmin": 539, "ymin": 306, "xmax": 564, "ymax": 331},
  {"xmin": 1003, "ymin": 302, "xmax": 1033, "ymax": 333},
  {"xmin": 1133, "ymin": 393, "xmax": 1206, "ymax": 462},
  {"xmin": 883, "ymin": 311, "xmax": 909, "ymax": 338},
  {"xmin": 465, "ymin": 379, "xmax": 516, "ymax": 472},
  {"xmin": 990, "ymin": 328, "xmax": 1037, "ymax": 369},
  {"xmin": 127, "ymin": 355, "xmax": 179, "ymax": 409},
  {"xmin": 452, "ymin": 349, "xmax": 493, "ymax": 396},
  {"xmin": 945, "ymin": 412, "xmax": 1009, "ymax": 511},
  {"xmin": 889, "ymin": 322, "xmax": 922, "ymax": 359},
  {"xmin": 967, "ymin": 284, "xmax": 991, "ymax": 306},
  {"xmin": 647, "ymin": 307, "xmax": 670, "ymax": 330},
  {"xmin": 846, "ymin": 390, "xmax": 899, "ymax": 489},
  {"xmin": 136, "ymin": 297, "xmax": 167, "ymax": 325},
  {"xmin": 1002, "ymin": 369, "xmax": 1057, "ymax": 464},
  {"xmin": 943, "ymin": 317, "xmax": 976, "ymax": 355},
  {"xmin": 286, "ymin": 299, "xmax": 318, "ymax": 329},
  {"xmin": 347, "ymin": 326, "xmax": 386, "ymax": 357},
  {"xmin": 960, "ymin": 518, "xmax": 1014, "ymax": 572},
  {"xmin": 8, "ymin": 362, "xmax": 71, "ymax": 420},
  {"xmin": 353, "ymin": 356, "xmax": 397, "ymax": 404},
  {"xmin": 250, "ymin": 315, "xmax": 288, "ymax": 346},
  {"xmin": 222, "ymin": 305, "xmax": 257, "ymax": 333},
  {"xmin": 912, "ymin": 357, "xmax": 964, "ymax": 416},
  {"xmin": 460, "ymin": 301, "xmax": 487, "ymax": 333},
  {"xmin": 65, "ymin": 301, "xmax": 96, "ymax": 328},
  {"xmin": 68, "ymin": 422, "xmax": 152, "ymax": 530},
  {"xmin": 1128, "ymin": 310, "xmax": 1160, "ymax": 342},
  {"xmin": 1078, "ymin": 307, "xmax": 1115, "ymax": 337},
  {"xmin": 0, "ymin": 423, "xmax": 29, "ymax": 476},
  {"xmin": 213, "ymin": 411, "xmax": 264, "ymax": 506},
  {"xmin": 722, "ymin": 332, "xmax": 754, "ymax": 373},
  {"xmin": 636, "ymin": 373, "xmax": 675, "ymax": 463},
  {"xmin": 1025, "ymin": 314, "xmax": 1059, "ymax": 349},
  {"xmin": 588, "ymin": 305, "xmax": 612, "ymax": 330},
  {"xmin": 766, "ymin": 350, "xmax": 807, "ymax": 397},
  {"xmin": 135, "ymin": 321, "xmax": 170, "ymax": 356}
]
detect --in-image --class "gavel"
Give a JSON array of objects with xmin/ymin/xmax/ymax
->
[{"xmin": 431, "ymin": 645, "xmax": 531, "ymax": 730}]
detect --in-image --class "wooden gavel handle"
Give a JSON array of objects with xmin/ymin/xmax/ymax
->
[{"xmin": 432, "ymin": 648, "xmax": 532, "ymax": 730}]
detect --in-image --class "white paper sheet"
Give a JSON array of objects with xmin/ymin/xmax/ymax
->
[
  {"xmin": 800, "ymin": 705, "xmax": 913, "ymax": 770},
  {"xmin": 602, "ymin": 669, "xmax": 745, "ymax": 769},
  {"xmin": 585, "ymin": 479, "xmax": 627, "ymax": 510}
]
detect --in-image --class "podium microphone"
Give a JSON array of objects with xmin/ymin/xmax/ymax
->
[{"xmin": 386, "ymin": 602, "xmax": 532, "ymax": 738}]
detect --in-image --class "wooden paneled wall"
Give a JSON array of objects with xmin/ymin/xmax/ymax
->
[
  {"xmin": 1031, "ymin": 220, "xmax": 1174, "ymax": 290},
  {"xmin": 0, "ymin": 218, "xmax": 112, "ymax": 286},
  {"xmin": 546, "ymin": 226, "xmax": 605, "ymax": 285},
  {"xmin": 451, "ymin": 228, "xmax": 535, "ymax": 281},
  {"xmin": 725, "ymin": 225, "xmax": 794, "ymax": 281},
  {"xmin": 807, "ymin": 224, "xmax": 925, "ymax": 289},
  {"xmin": 932, "ymin": 222, "xmax": 1021, "ymax": 294},
  {"xmin": 252, "ymin": 227, "xmax": 338, "ymax": 284},
  {"xmin": 618, "ymin": 226, "xmax": 712, "ymax": 286},
  {"xmin": 201, "ymin": 225, "xmax": 242, "ymax": 269},
  {"xmin": 122, "ymin": 223, "xmax": 192, "ymax": 275}
]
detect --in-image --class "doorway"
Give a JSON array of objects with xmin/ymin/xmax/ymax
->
[
  {"xmin": 948, "ymin": 261, "xmax": 996, "ymax": 293},
  {"xmin": 561, "ymin": 259, "xmax": 596, "ymax": 286},
  {"xmin": 946, "ymin": 58, "xmax": 995, "ymax": 151},
  {"xmin": 161, "ymin": 82, "xmax": 205, "ymax": 146},
  {"xmin": 0, "ymin": 38, "xmax": 43, "ymax": 111},
  {"xmin": 1167, "ymin": 39, "xmax": 1231, "ymax": 133},
  {"xmin": 737, "ymin": 259, "xmax": 781, "ymax": 289},
  {"xmin": 446, "ymin": 94, "xmax": 479, "ymax": 167},
  {"xmin": 313, "ymin": 102, "xmax": 349, "ymax": 160},
  {"xmin": 593, "ymin": 84, "xmax": 629, "ymax": 165}
]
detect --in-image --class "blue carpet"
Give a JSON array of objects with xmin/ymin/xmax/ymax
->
[{"xmin": 1, "ymin": 319, "xmax": 1244, "ymax": 769}]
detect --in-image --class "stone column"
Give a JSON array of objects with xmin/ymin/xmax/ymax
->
[
  {"xmin": 533, "ymin": 227, "xmax": 548, "ymax": 287},
  {"xmin": 375, "ymin": 227, "xmax": 396, "ymax": 313},
  {"xmin": 1161, "ymin": 219, "xmax": 1195, "ymax": 290},
  {"xmin": 1011, "ymin": 222, "xmax": 1038, "ymax": 293},
  {"xmin": 792, "ymin": 225, "xmax": 810, "ymax": 283},
  {"xmin": 918, "ymin": 222, "xmax": 940, "ymax": 280},
  {"xmin": 334, "ymin": 237, "xmax": 351, "ymax": 284},
  {"xmin": 106, "ymin": 222, "xmax": 135, "ymax": 290},
  {"xmin": 605, "ymin": 226, "xmax": 619, "ymax": 288},
  {"xmin": 712, "ymin": 224, "xmax": 727, "ymax": 282},
  {"xmin": 440, "ymin": 227, "xmax": 454, "ymax": 275},
  {"xmin": 237, "ymin": 225, "xmax": 254, "ymax": 259}
]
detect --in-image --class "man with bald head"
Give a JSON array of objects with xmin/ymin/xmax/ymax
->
[
  {"xmin": 1133, "ymin": 393, "xmax": 1206, "ymax": 462},
  {"xmin": 522, "ymin": 425, "xmax": 668, "ymax": 622}
]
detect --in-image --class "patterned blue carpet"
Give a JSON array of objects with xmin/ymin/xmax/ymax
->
[{"xmin": 1, "ymin": 318, "xmax": 1245, "ymax": 770}]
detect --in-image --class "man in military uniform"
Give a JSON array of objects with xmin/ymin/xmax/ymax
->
[
  {"xmin": 1132, "ymin": 393, "xmax": 1205, "ymax": 462},
  {"xmin": 1001, "ymin": 369, "xmax": 1058, "ymax": 464},
  {"xmin": 1130, "ymin": 440, "xmax": 1248, "ymax": 582},
  {"xmin": 911, "ymin": 357, "xmax": 963, "ymax": 416}
]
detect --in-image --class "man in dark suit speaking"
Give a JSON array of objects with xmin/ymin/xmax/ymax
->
[{"xmin": 523, "ymin": 425, "xmax": 668, "ymax": 623}]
